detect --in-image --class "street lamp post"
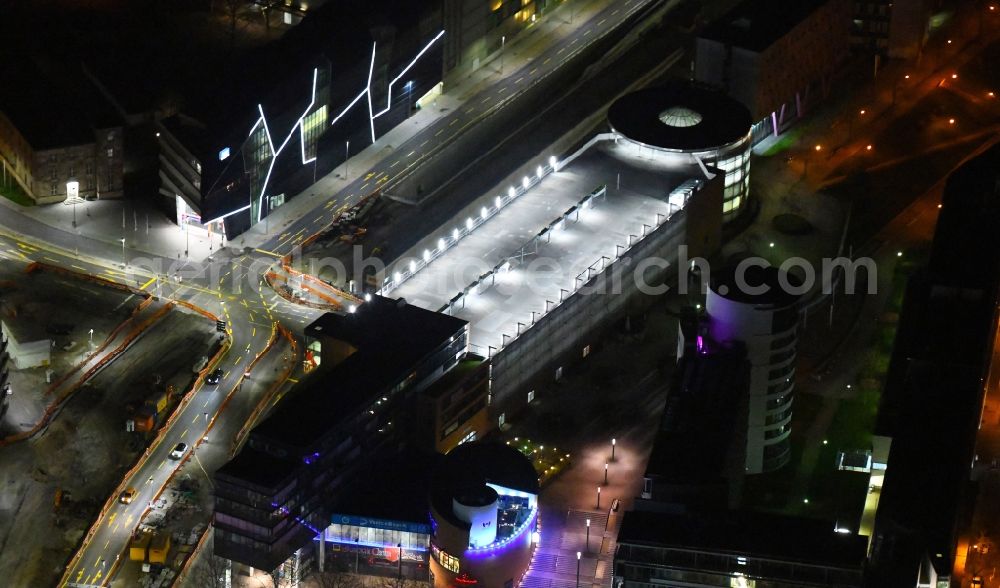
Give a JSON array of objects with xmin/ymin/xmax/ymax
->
[
  {"xmin": 611, "ymin": 438, "xmax": 616, "ymax": 461},
  {"xmin": 586, "ymin": 519, "xmax": 591, "ymax": 552},
  {"xmin": 67, "ymin": 180, "xmax": 79, "ymax": 228},
  {"xmin": 500, "ymin": 35, "xmax": 506, "ymax": 75},
  {"xmin": 405, "ymin": 81, "xmax": 414, "ymax": 116},
  {"xmin": 120, "ymin": 238, "xmax": 126, "ymax": 268},
  {"xmin": 576, "ymin": 551, "xmax": 581, "ymax": 588},
  {"xmin": 604, "ymin": 462, "xmax": 609, "ymax": 485},
  {"xmin": 345, "ymin": 140, "xmax": 350, "ymax": 180},
  {"xmin": 596, "ymin": 486, "xmax": 601, "ymax": 509}
]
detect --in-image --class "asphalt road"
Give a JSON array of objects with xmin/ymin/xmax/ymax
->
[
  {"xmin": 0, "ymin": 3, "xmax": 662, "ymax": 585},
  {"xmin": 258, "ymin": 0, "xmax": 661, "ymax": 257}
]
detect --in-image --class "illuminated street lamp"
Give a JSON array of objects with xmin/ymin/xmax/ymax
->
[
  {"xmin": 120, "ymin": 237, "xmax": 126, "ymax": 268},
  {"xmin": 586, "ymin": 519, "xmax": 591, "ymax": 552},
  {"xmin": 604, "ymin": 462, "xmax": 609, "ymax": 485},
  {"xmin": 611, "ymin": 437, "xmax": 616, "ymax": 461},
  {"xmin": 596, "ymin": 486, "xmax": 601, "ymax": 509},
  {"xmin": 66, "ymin": 179, "xmax": 79, "ymax": 228}
]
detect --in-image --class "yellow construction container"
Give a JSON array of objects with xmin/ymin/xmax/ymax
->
[
  {"xmin": 148, "ymin": 533, "xmax": 171, "ymax": 564},
  {"xmin": 129, "ymin": 533, "xmax": 152, "ymax": 562}
]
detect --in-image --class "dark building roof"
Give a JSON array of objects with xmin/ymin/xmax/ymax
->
[
  {"xmin": 710, "ymin": 263, "xmax": 803, "ymax": 307},
  {"xmin": 330, "ymin": 449, "xmax": 440, "ymax": 526},
  {"xmin": 618, "ymin": 509, "xmax": 869, "ymax": 570},
  {"xmin": 699, "ymin": 0, "xmax": 833, "ymax": 53},
  {"xmin": 0, "ymin": 57, "xmax": 121, "ymax": 150},
  {"xmin": 869, "ymin": 144, "xmax": 1000, "ymax": 586},
  {"xmin": 644, "ymin": 342, "xmax": 748, "ymax": 493},
  {"xmin": 216, "ymin": 445, "xmax": 300, "ymax": 492},
  {"xmin": 249, "ymin": 296, "xmax": 466, "ymax": 449},
  {"xmin": 608, "ymin": 84, "xmax": 752, "ymax": 152}
]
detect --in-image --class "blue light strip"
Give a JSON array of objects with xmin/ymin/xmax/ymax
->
[{"xmin": 463, "ymin": 506, "xmax": 537, "ymax": 557}]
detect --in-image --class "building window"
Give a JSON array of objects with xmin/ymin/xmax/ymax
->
[
  {"xmin": 582, "ymin": 345, "xmax": 591, "ymax": 358},
  {"xmin": 554, "ymin": 366, "xmax": 562, "ymax": 381},
  {"xmin": 498, "ymin": 413, "xmax": 506, "ymax": 428},
  {"xmin": 106, "ymin": 148, "xmax": 113, "ymax": 158},
  {"xmin": 50, "ymin": 182, "xmax": 58, "ymax": 196},
  {"xmin": 527, "ymin": 390, "xmax": 535, "ymax": 404},
  {"xmin": 301, "ymin": 105, "xmax": 327, "ymax": 161},
  {"xmin": 458, "ymin": 430, "xmax": 476, "ymax": 446}
]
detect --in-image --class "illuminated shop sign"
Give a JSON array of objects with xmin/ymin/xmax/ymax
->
[{"xmin": 331, "ymin": 513, "xmax": 431, "ymax": 534}]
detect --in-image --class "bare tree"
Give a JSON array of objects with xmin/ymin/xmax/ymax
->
[
  {"xmin": 377, "ymin": 577, "xmax": 428, "ymax": 588},
  {"xmin": 308, "ymin": 568, "xmax": 362, "ymax": 588},
  {"xmin": 186, "ymin": 553, "xmax": 231, "ymax": 588}
]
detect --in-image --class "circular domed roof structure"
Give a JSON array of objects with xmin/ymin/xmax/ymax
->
[{"xmin": 608, "ymin": 84, "xmax": 752, "ymax": 152}]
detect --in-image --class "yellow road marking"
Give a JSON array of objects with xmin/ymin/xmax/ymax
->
[
  {"xmin": 139, "ymin": 276, "xmax": 156, "ymax": 290},
  {"xmin": 435, "ymin": 129, "xmax": 444, "ymax": 136},
  {"xmin": 234, "ymin": 356, "xmax": 244, "ymax": 365},
  {"xmin": 544, "ymin": 57, "xmax": 552, "ymax": 65},
  {"xmin": 598, "ymin": 18, "xmax": 607, "ymax": 25},
  {"xmin": 254, "ymin": 248, "xmax": 283, "ymax": 258},
  {"xmin": 530, "ymin": 68, "xmax": 538, "ymax": 75},
  {"xmin": 515, "ymin": 77, "xmax": 524, "ymax": 84},
  {"xmin": 481, "ymin": 96, "xmax": 491, "ymax": 104}
]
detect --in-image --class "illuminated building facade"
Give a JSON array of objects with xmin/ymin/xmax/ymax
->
[
  {"xmin": 443, "ymin": 0, "xmax": 556, "ymax": 75},
  {"xmin": 0, "ymin": 60, "xmax": 124, "ymax": 205},
  {"xmin": 850, "ymin": 0, "xmax": 931, "ymax": 58},
  {"xmin": 695, "ymin": 0, "xmax": 852, "ymax": 144},
  {"xmin": 607, "ymin": 84, "xmax": 753, "ymax": 219},
  {"xmin": 159, "ymin": 1, "xmax": 447, "ymax": 237},
  {"xmin": 428, "ymin": 442, "xmax": 539, "ymax": 588},
  {"xmin": 706, "ymin": 265, "xmax": 801, "ymax": 474},
  {"xmin": 214, "ymin": 297, "xmax": 468, "ymax": 572}
]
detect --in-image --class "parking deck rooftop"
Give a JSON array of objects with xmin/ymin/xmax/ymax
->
[{"xmin": 389, "ymin": 142, "xmax": 706, "ymax": 352}]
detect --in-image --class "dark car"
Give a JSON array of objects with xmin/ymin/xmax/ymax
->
[{"xmin": 205, "ymin": 369, "xmax": 223, "ymax": 385}]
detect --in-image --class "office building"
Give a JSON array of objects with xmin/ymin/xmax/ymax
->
[
  {"xmin": 706, "ymin": 265, "xmax": 801, "ymax": 474},
  {"xmin": 428, "ymin": 442, "xmax": 539, "ymax": 588},
  {"xmin": 866, "ymin": 143, "xmax": 1000, "ymax": 587},
  {"xmin": 613, "ymin": 509, "xmax": 867, "ymax": 588},
  {"xmin": 851, "ymin": 0, "xmax": 931, "ymax": 58},
  {"xmin": 443, "ymin": 0, "xmax": 554, "ymax": 75},
  {"xmin": 214, "ymin": 296, "xmax": 468, "ymax": 573},
  {"xmin": 638, "ymin": 335, "xmax": 749, "ymax": 511},
  {"xmin": 0, "ymin": 60, "xmax": 124, "ymax": 204},
  {"xmin": 607, "ymin": 83, "xmax": 753, "ymax": 218},
  {"xmin": 695, "ymin": 0, "xmax": 852, "ymax": 143}
]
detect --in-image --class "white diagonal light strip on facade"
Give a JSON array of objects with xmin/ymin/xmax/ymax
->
[
  {"xmin": 255, "ymin": 68, "xmax": 319, "ymax": 223},
  {"xmin": 372, "ymin": 30, "xmax": 445, "ymax": 119},
  {"xmin": 365, "ymin": 42, "xmax": 377, "ymax": 144}
]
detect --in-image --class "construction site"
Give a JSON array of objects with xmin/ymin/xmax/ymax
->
[{"xmin": 0, "ymin": 260, "xmax": 220, "ymax": 588}]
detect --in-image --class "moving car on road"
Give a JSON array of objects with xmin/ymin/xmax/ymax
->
[
  {"xmin": 168, "ymin": 442, "xmax": 188, "ymax": 460},
  {"xmin": 205, "ymin": 368, "xmax": 223, "ymax": 385},
  {"xmin": 118, "ymin": 487, "xmax": 138, "ymax": 504}
]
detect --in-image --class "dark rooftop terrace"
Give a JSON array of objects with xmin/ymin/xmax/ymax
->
[
  {"xmin": 699, "ymin": 0, "xmax": 832, "ymax": 53},
  {"xmin": 248, "ymin": 296, "xmax": 467, "ymax": 450}
]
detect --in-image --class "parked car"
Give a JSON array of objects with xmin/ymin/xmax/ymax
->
[
  {"xmin": 119, "ymin": 487, "xmax": 138, "ymax": 504},
  {"xmin": 169, "ymin": 442, "xmax": 188, "ymax": 460},
  {"xmin": 205, "ymin": 369, "xmax": 223, "ymax": 385}
]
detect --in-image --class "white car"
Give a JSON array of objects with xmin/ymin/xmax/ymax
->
[{"xmin": 169, "ymin": 442, "xmax": 188, "ymax": 460}]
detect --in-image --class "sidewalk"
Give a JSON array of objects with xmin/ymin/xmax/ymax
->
[{"xmin": 233, "ymin": 0, "xmax": 639, "ymax": 251}]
